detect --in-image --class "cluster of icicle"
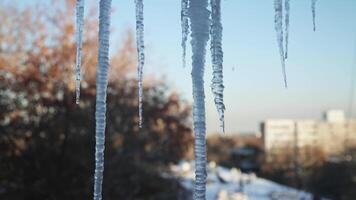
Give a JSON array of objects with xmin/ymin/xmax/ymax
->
[
  {"xmin": 71, "ymin": 0, "xmax": 321, "ymax": 199},
  {"xmin": 74, "ymin": 0, "xmax": 146, "ymax": 128},
  {"xmin": 181, "ymin": 0, "xmax": 225, "ymax": 199},
  {"xmin": 273, "ymin": 0, "xmax": 318, "ymax": 88},
  {"xmin": 73, "ymin": 0, "xmax": 145, "ymax": 199}
]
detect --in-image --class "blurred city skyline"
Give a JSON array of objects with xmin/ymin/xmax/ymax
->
[{"xmin": 19, "ymin": 0, "xmax": 356, "ymax": 133}]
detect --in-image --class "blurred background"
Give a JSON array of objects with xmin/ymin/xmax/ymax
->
[{"xmin": 1, "ymin": 0, "xmax": 356, "ymax": 200}]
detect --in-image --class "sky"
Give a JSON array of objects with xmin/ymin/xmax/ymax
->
[{"xmin": 18, "ymin": 0, "xmax": 356, "ymax": 134}]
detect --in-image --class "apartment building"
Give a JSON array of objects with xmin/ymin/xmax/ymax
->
[{"xmin": 261, "ymin": 110, "xmax": 356, "ymax": 155}]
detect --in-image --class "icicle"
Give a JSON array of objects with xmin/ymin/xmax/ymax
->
[
  {"xmin": 181, "ymin": 0, "xmax": 190, "ymax": 68},
  {"xmin": 274, "ymin": 0, "xmax": 287, "ymax": 88},
  {"xmin": 311, "ymin": 0, "xmax": 317, "ymax": 31},
  {"xmin": 75, "ymin": 0, "xmax": 85, "ymax": 104},
  {"xmin": 188, "ymin": 0, "xmax": 210, "ymax": 199},
  {"xmin": 284, "ymin": 0, "xmax": 290, "ymax": 59},
  {"xmin": 135, "ymin": 0, "xmax": 145, "ymax": 128},
  {"xmin": 93, "ymin": 0, "xmax": 112, "ymax": 200},
  {"xmin": 210, "ymin": 0, "xmax": 225, "ymax": 132}
]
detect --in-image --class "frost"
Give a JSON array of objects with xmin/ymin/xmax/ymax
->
[
  {"xmin": 311, "ymin": 0, "xmax": 317, "ymax": 31},
  {"xmin": 135, "ymin": 0, "xmax": 145, "ymax": 128},
  {"xmin": 274, "ymin": 0, "xmax": 287, "ymax": 88},
  {"xmin": 284, "ymin": 0, "xmax": 290, "ymax": 59},
  {"xmin": 75, "ymin": 0, "xmax": 85, "ymax": 104},
  {"xmin": 188, "ymin": 0, "xmax": 210, "ymax": 199},
  {"xmin": 210, "ymin": 0, "xmax": 225, "ymax": 132},
  {"xmin": 93, "ymin": 0, "xmax": 112, "ymax": 200},
  {"xmin": 181, "ymin": 0, "xmax": 190, "ymax": 68}
]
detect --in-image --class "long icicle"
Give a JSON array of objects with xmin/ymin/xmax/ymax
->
[
  {"xmin": 188, "ymin": 0, "xmax": 210, "ymax": 199},
  {"xmin": 75, "ymin": 0, "xmax": 85, "ymax": 104},
  {"xmin": 93, "ymin": 0, "xmax": 112, "ymax": 199},
  {"xmin": 135, "ymin": 0, "xmax": 145, "ymax": 128},
  {"xmin": 210, "ymin": 0, "xmax": 225, "ymax": 132},
  {"xmin": 181, "ymin": 0, "xmax": 190, "ymax": 68},
  {"xmin": 284, "ymin": 0, "xmax": 290, "ymax": 59},
  {"xmin": 274, "ymin": 0, "xmax": 287, "ymax": 88},
  {"xmin": 311, "ymin": 0, "xmax": 317, "ymax": 31}
]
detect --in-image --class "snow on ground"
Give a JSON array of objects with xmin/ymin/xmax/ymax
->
[{"xmin": 170, "ymin": 161, "xmax": 313, "ymax": 200}]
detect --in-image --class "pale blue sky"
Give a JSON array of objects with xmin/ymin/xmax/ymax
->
[{"xmin": 19, "ymin": 0, "xmax": 356, "ymax": 133}]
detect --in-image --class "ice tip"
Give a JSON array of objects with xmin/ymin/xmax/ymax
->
[
  {"xmin": 138, "ymin": 112, "xmax": 143, "ymax": 128},
  {"xmin": 138, "ymin": 119, "xmax": 143, "ymax": 129},
  {"xmin": 220, "ymin": 119, "xmax": 225, "ymax": 134},
  {"xmin": 75, "ymin": 94, "xmax": 80, "ymax": 105},
  {"xmin": 282, "ymin": 65, "xmax": 288, "ymax": 88},
  {"xmin": 284, "ymin": 79, "xmax": 288, "ymax": 89}
]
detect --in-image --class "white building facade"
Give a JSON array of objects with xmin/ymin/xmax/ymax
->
[{"xmin": 261, "ymin": 110, "xmax": 356, "ymax": 155}]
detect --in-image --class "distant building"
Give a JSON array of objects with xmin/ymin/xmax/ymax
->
[
  {"xmin": 323, "ymin": 109, "xmax": 345, "ymax": 123},
  {"xmin": 261, "ymin": 110, "xmax": 356, "ymax": 156}
]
